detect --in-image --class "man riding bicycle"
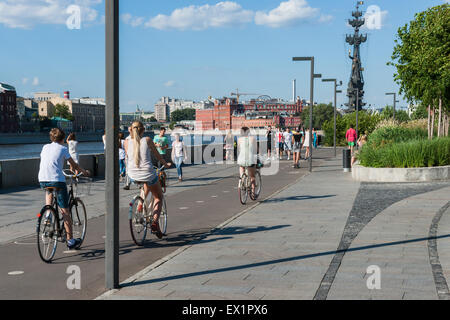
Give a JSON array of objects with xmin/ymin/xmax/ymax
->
[
  {"xmin": 38, "ymin": 128, "xmax": 90, "ymax": 250},
  {"xmin": 124, "ymin": 121, "xmax": 171, "ymax": 239}
]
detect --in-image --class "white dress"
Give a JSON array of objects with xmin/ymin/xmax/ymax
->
[
  {"xmin": 68, "ymin": 140, "xmax": 79, "ymax": 164},
  {"xmin": 127, "ymin": 137, "xmax": 157, "ymax": 183},
  {"xmin": 303, "ymin": 131, "xmax": 311, "ymax": 147}
]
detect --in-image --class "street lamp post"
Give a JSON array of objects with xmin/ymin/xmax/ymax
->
[
  {"xmin": 386, "ymin": 92, "xmax": 398, "ymax": 122},
  {"xmin": 105, "ymin": 0, "xmax": 120, "ymax": 290},
  {"xmin": 292, "ymin": 57, "xmax": 321, "ymax": 172},
  {"xmin": 322, "ymin": 78, "xmax": 342, "ymax": 157}
]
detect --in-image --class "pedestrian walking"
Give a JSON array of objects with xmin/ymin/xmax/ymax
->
[
  {"xmin": 225, "ymin": 129, "xmax": 234, "ymax": 162},
  {"xmin": 313, "ymin": 128, "xmax": 318, "ymax": 149},
  {"xmin": 66, "ymin": 133, "xmax": 79, "ymax": 174},
  {"xmin": 266, "ymin": 126, "xmax": 273, "ymax": 160},
  {"xmin": 171, "ymin": 133, "xmax": 188, "ymax": 182},
  {"xmin": 283, "ymin": 128, "xmax": 293, "ymax": 161},
  {"xmin": 304, "ymin": 128, "xmax": 311, "ymax": 160},
  {"xmin": 276, "ymin": 127, "xmax": 284, "ymax": 160},
  {"xmin": 153, "ymin": 127, "xmax": 169, "ymax": 166},
  {"xmin": 119, "ymin": 132, "xmax": 126, "ymax": 179},
  {"xmin": 292, "ymin": 126, "xmax": 303, "ymax": 168},
  {"xmin": 346, "ymin": 124, "xmax": 357, "ymax": 155}
]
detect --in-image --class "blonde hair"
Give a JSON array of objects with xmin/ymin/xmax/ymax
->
[{"xmin": 131, "ymin": 121, "xmax": 144, "ymax": 168}]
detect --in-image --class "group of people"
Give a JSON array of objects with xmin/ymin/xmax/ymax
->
[
  {"xmin": 266, "ymin": 126, "xmax": 319, "ymax": 168},
  {"xmin": 345, "ymin": 124, "xmax": 368, "ymax": 166}
]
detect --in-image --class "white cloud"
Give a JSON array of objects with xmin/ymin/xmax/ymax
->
[
  {"xmin": 32, "ymin": 77, "xmax": 40, "ymax": 86},
  {"xmin": 22, "ymin": 78, "xmax": 29, "ymax": 85},
  {"xmin": 319, "ymin": 14, "xmax": 333, "ymax": 23},
  {"xmin": 0, "ymin": 0, "xmax": 102, "ymax": 29},
  {"xmin": 145, "ymin": 1, "xmax": 254, "ymax": 31},
  {"xmin": 255, "ymin": 0, "xmax": 324, "ymax": 28},
  {"xmin": 164, "ymin": 80, "xmax": 176, "ymax": 87},
  {"xmin": 121, "ymin": 13, "xmax": 144, "ymax": 27}
]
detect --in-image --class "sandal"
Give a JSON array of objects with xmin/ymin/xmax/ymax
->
[{"xmin": 151, "ymin": 222, "xmax": 163, "ymax": 239}]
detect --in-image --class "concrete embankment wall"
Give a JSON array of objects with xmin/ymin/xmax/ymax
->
[
  {"xmin": 0, "ymin": 133, "xmax": 104, "ymax": 145},
  {"xmin": 0, "ymin": 143, "xmax": 236, "ymax": 189}
]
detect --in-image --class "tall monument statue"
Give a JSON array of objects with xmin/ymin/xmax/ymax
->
[{"xmin": 345, "ymin": 1, "xmax": 368, "ymax": 111}]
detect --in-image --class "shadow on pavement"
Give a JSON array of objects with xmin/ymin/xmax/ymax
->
[
  {"xmin": 49, "ymin": 225, "xmax": 290, "ymax": 264},
  {"xmin": 121, "ymin": 233, "xmax": 450, "ymax": 288},
  {"xmin": 264, "ymin": 195, "xmax": 336, "ymax": 204}
]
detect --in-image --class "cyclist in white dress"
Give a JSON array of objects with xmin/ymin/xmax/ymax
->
[
  {"xmin": 237, "ymin": 127, "xmax": 257, "ymax": 195},
  {"xmin": 124, "ymin": 121, "xmax": 171, "ymax": 239}
]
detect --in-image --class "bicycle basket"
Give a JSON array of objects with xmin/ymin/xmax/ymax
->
[{"xmin": 74, "ymin": 177, "xmax": 93, "ymax": 197}]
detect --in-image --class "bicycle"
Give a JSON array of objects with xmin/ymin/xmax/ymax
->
[
  {"xmin": 36, "ymin": 170, "xmax": 90, "ymax": 263},
  {"xmin": 238, "ymin": 163, "xmax": 262, "ymax": 205},
  {"xmin": 129, "ymin": 166, "xmax": 168, "ymax": 246},
  {"xmin": 155, "ymin": 165, "xmax": 168, "ymax": 193}
]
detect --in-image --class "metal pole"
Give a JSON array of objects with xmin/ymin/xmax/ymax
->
[
  {"xmin": 356, "ymin": 89, "xmax": 359, "ymax": 145},
  {"xmin": 309, "ymin": 58, "xmax": 314, "ymax": 172},
  {"xmin": 105, "ymin": 0, "xmax": 120, "ymax": 290},
  {"xmin": 393, "ymin": 93, "xmax": 396, "ymax": 122},
  {"xmin": 334, "ymin": 80, "xmax": 337, "ymax": 158}
]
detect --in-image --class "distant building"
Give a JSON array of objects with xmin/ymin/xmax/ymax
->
[
  {"xmin": 34, "ymin": 92, "xmax": 60, "ymax": 102},
  {"xmin": 155, "ymin": 96, "xmax": 214, "ymax": 122},
  {"xmin": 195, "ymin": 97, "xmax": 303, "ymax": 131},
  {"xmin": 0, "ymin": 83, "xmax": 19, "ymax": 133},
  {"xmin": 154, "ymin": 101, "xmax": 171, "ymax": 122},
  {"xmin": 120, "ymin": 106, "xmax": 155, "ymax": 124},
  {"xmin": 38, "ymin": 94, "xmax": 105, "ymax": 132},
  {"xmin": 16, "ymin": 97, "xmax": 39, "ymax": 132}
]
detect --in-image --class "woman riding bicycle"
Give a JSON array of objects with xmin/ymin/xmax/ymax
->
[
  {"xmin": 124, "ymin": 121, "xmax": 171, "ymax": 239},
  {"xmin": 237, "ymin": 127, "xmax": 258, "ymax": 196},
  {"xmin": 38, "ymin": 128, "xmax": 90, "ymax": 250}
]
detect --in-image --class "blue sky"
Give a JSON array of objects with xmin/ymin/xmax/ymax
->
[{"xmin": 0, "ymin": 0, "xmax": 447, "ymax": 112}]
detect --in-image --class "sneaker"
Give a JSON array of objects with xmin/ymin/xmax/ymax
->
[
  {"xmin": 123, "ymin": 185, "xmax": 130, "ymax": 190},
  {"xmin": 151, "ymin": 222, "xmax": 163, "ymax": 239},
  {"xmin": 67, "ymin": 238, "xmax": 82, "ymax": 250}
]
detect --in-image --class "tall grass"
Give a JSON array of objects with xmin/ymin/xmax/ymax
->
[{"xmin": 358, "ymin": 137, "xmax": 450, "ymax": 168}]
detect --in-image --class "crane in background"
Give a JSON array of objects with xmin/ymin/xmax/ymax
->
[{"xmin": 231, "ymin": 89, "xmax": 265, "ymax": 103}]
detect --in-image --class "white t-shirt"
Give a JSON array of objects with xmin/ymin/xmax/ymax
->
[
  {"xmin": 283, "ymin": 132, "xmax": 293, "ymax": 145},
  {"xmin": 172, "ymin": 141, "xmax": 184, "ymax": 158},
  {"xmin": 38, "ymin": 142, "xmax": 72, "ymax": 183},
  {"xmin": 119, "ymin": 139, "xmax": 126, "ymax": 160}
]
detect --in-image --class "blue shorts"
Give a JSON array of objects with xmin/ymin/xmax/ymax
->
[
  {"xmin": 129, "ymin": 174, "xmax": 159, "ymax": 187},
  {"xmin": 40, "ymin": 182, "xmax": 69, "ymax": 209}
]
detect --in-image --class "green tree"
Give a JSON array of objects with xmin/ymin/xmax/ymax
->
[
  {"xmin": 410, "ymin": 103, "xmax": 429, "ymax": 120},
  {"xmin": 301, "ymin": 103, "xmax": 334, "ymax": 129},
  {"xmin": 389, "ymin": 4, "xmax": 449, "ymax": 136},
  {"xmin": 170, "ymin": 108, "xmax": 196, "ymax": 122},
  {"xmin": 54, "ymin": 104, "xmax": 74, "ymax": 121},
  {"xmin": 380, "ymin": 106, "xmax": 410, "ymax": 122},
  {"xmin": 322, "ymin": 111, "xmax": 382, "ymax": 146}
]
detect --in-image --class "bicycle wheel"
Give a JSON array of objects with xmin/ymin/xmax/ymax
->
[
  {"xmin": 159, "ymin": 198, "xmax": 168, "ymax": 235},
  {"xmin": 37, "ymin": 206, "xmax": 58, "ymax": 263},
  {"xmin": 239, "ymin": 174, "xmax": 249, "ymax": 205},
  {"xmin": 250, "ymin": 171, "xmax": 262, "ymax": 201},
  {"xmin": 70, "ymin": 198, "xmax": 87, "ymax": 246},
  {"xmin": 129, "ymin": 196, "xmax": 147, "ymax": 246}
]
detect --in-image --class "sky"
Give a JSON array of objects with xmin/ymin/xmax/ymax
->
[{"xmin": 0, "ymin": 0, "xmax": 448, "ymax": 112}]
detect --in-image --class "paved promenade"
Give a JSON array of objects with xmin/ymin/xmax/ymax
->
[{"xmin": 99, "ymin": 155, "xmax": 450, "ymax": 300}]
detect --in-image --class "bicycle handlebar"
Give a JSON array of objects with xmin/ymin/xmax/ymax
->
[{"xmin": 63, "ymin": 169, "xmax": 85, "ymax": 178}]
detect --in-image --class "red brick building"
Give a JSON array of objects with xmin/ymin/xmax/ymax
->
[
  {"xmin": 0, "ymin": 83, "xmax": 18, "ymax": 133},
  {"xmin": 196, "ymin": 97, "xmax": 302, "ymax": 131}
]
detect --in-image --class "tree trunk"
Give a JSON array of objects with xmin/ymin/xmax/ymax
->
[
  {"xmin": 438, "ymin": 98, "xmax": 442, "ymax": 138},
  {"xmin": 427, "ymin": 105, "xmax": 431, "ymax": 139},
  {"xmin": 445, "ymin": 113, "xmax": 449, "ymax": 137},
  {"xmin": 431, "ymin": 105, "xmax": 435, "ymax": 139}
]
